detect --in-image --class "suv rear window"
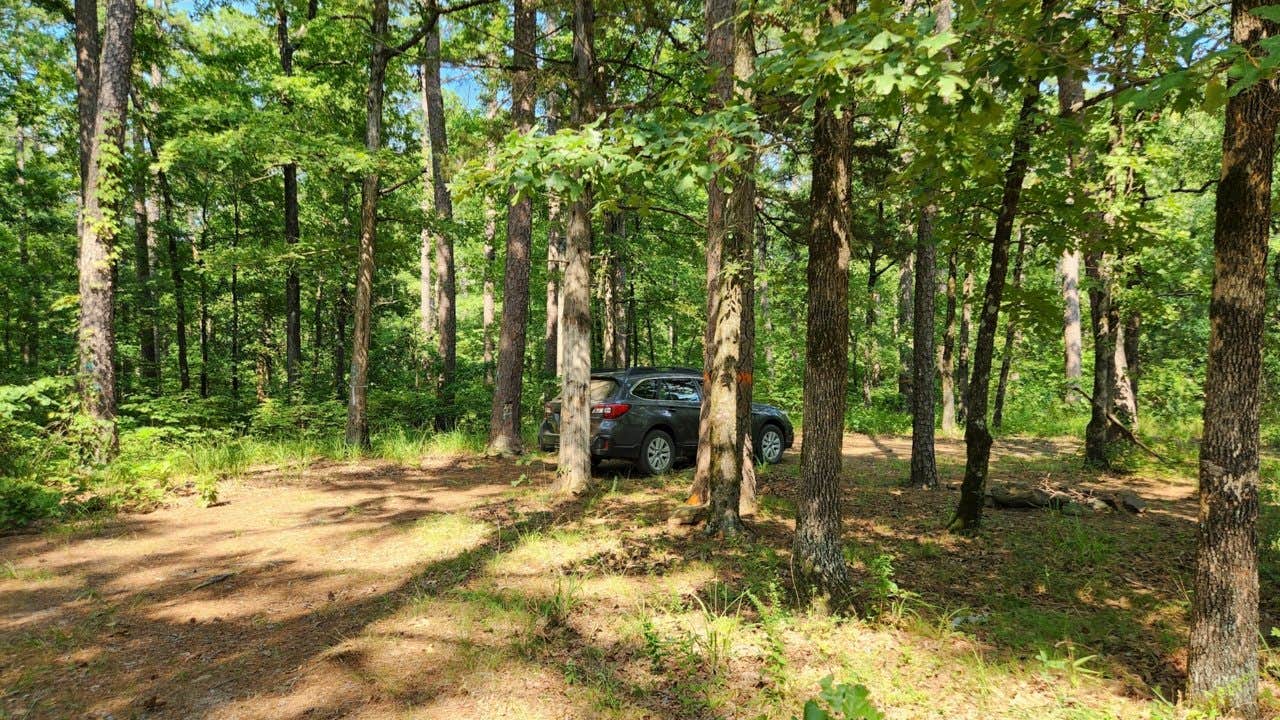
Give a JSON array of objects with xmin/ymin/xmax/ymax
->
[
  {"xmin": 631, "ymin": 379, "xmax": 660, "ymax": 400},
  {"xmin": 590, "ymin": 378, "xmax": 619, "ymax": 402}
]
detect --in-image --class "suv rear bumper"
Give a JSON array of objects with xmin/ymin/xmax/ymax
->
[{"xmin": 537, "ymin": 421, "xmax": 638, "ymax": 459}]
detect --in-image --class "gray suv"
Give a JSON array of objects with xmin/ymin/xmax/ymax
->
[{"xmin": 538, "ymin": 367, "xmax": 794, "ymax": 475}]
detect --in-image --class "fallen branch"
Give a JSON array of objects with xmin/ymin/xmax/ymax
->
[{"xmin": 1069, "ymin": 387, "xmax": 1184, "ymax": 466}]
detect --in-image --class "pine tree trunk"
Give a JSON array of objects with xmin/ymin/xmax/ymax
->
[
  {"xmin": 74, "ymin": 0, "xmax": 98, "ymax": 199},
  {"xmin": 77, "ymin": 0, "xmax": 135, "ymax": 462},
  {"xmin": 418, "ymin": 62, "xmax": 436, "ymax": 346},
  {"xmin": 939, "ymin": 251, "xmax": 958, "ymax": 433},
  {"xmin": 733, "ymin": 18, "xmax": 758, "ymax": 518},
  {"xmin": 551, "ymin": 0, "xmax": 597, "ymax": 496},
  {"xmin": 794, "ymin": 0, "xmax": 856, "ymax": 602},
  {"xmin": 487, "ymin": 0, "xmax": 536, "ymax": 455},
  {"xmin": 344, "ymin": 0, "xmax": 389, "ymax": 447},
  {"xmin": 950, "ymin": 89, "xmax": 1039, "ymax": 532},
  {"xmin": 1187, "ymin": 4, "xmax": 1278, "ymax": 714},
  {"xmin": 992, "ymin": 230, "xmax": 1026, "ymax": 430},
  {"xmin": 910, "ymin": 205, "xmax": 939, "ymax": 488}
]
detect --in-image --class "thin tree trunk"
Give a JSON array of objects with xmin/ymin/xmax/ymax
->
[
  {"xmin": 795, "ymin": 13, "xmax": 855, "ymax": 601},
  {"xmin": 196, "ymin": 206, "xmax": 210, "ymax": 399},
  {"xmin": 418, "ymin": 62, "xmax": 436, "ymax": 346},
  {"xmin": 487, "ymin": 0, "xmax": 536, "ymax": 455},
  {"xmin": 992, "ymin": 229, "xmax": 1026, "ymax": 430},
  {"xmin": 861, "ymin": 254, "xmax": 880, "ymax": 406},
  {"xmin": 955, "ymin": 268, "xmax": 972, "ymax": 423},
  {"xmin": 757, "ymin": 216, "xmax": 773, "ymax": 372},
  {"xmin": 910, "ymin": 206, "xmax": 939, "ymax": 488},
  {"xmin": 1187, "ymin": 3, "xmax": 1278, "ymax": 714},
  {"xmin": 16, "ymin": 125, "xmax": 40, "ymax": 369},
  {"xmin": 939, "ymin": 250, "xmax": 958, "ymax": 433},
  {"xmin": 542, "ymin": 21, "xmax": 563, "ymax": 379},
  {"xmin": 949, "ymin": 88, "xmax": 1039, "ymax": 532},
  {"xmin": 156, "ymin": 167, "xmax": 190, "ymax": 391},
  {"xmin": 130, "ymin": 129, "xmax": 159, "ymax": 390},
  {"xmin": 77, "ymin": 0, "xmax": 135, "ymax": 461},
  {"xmin": 344, "ymin": 0, "xmax": 390, "ymax": 447},
  {"xmin": 896, "ymin": 251, "xmax": 914, "ymax": 405},
  {"xmin": 231, "ymin": 191, "xmax": 241, "ymax": 398},
  {"xmin": 334, "ymin": 282, "xmax": 349, "ymax": 402},
  {"xmin": 734, "ymin": 16, "xmax": 758, "ymax": 519},
  {"xmin": 482, "ymin": 199, "xmax": 496, "ymax": 380},
  {"xmin": 551, "ymin": 0, "xmax": 597, "ymax": 495}
]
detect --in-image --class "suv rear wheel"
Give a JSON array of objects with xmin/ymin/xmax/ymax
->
[
  {"xmin": 757, "ymin": 424, "xmax": 784, "ymax": 464},
  {"xmin": 637, "ymin": 429, "xmax": 675, "ymax": 475}
]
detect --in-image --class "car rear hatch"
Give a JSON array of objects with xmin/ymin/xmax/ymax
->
[{"xmin": 543, "ymin": 376, "xmax": 621, "ymax": 436}]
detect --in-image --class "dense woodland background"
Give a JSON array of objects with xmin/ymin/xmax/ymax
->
[{"xmin": 4, "ymin": 0, "xmax": 1280, "ymax": 714}]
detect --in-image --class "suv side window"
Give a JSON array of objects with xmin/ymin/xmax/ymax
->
[
  {"xmin": 663, "ymin": 378, "xmax": 701, "ymax": 403},
  {"xmin": 631, "ymin": 379, "xmax": 660, "ymax": 400}
]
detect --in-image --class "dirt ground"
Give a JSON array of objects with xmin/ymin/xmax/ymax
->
[{"xmin": 0, "ymin": 434, "xmax": 1269, "ymax": 719}]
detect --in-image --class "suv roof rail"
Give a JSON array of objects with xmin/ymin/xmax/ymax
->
[{"xmin": 591, "ymin": 365, "xmax": 702, "ymax": 375}]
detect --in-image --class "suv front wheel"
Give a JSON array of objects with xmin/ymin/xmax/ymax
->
[{"xmin": 637, "ymin": 429, "xmax": 675, "ymax": 475}]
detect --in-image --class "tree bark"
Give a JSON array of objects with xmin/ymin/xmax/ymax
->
[
  {"xmin": 1187, "ymin": 3, "xmax": 1278, "ymax": 715},
  {"xmin": 196, "ymin": 206, "xmax": 210, "ymax": 398},
  {"xmin": 733, "ymin": 18, "xmax": 758, "ymax": 518},
  {"xmin": 16, "ymin": 126, "xmax": 39, "ymax": 369},
  {"xmin": 344, "ymin": 0, "xmax": 390, "ymax": 447},
  {"xmin": 551, "ymin": 0, "xmax": 597, "ymax": 495},
  {"xmin": 418, "ymin": 61, "xmax": 436, "ymax": 346},
  {"xmin": 861, "ymin": 254, "xmax": 880, "ymax": 406},
  {"xmin": 910, "ymin": 206, "xmax": 938, "ymax": 488},
  {"xmin": 482, "ymin": 198, "xmax": 496, "ymax": 380},
  {"xmin": 487, "ymin": 0, "xmax": 536, "ymax": 456},
  {"xmin": 794, "ymin": 0, "xmax": 855, "ymax": 603},
  {"xmin": 992, "ymin": 229, "xmax": 1026, "ymax": 430},
  {"xmin": 74, "ymin": 0, "xmax": 99, "ymax": 199},
  {"xmin": 955, "ymin": 268, "xmax": 972, "ymax": 423},
  {"xmin": 542, "ymin": 17, "xmax": 563, "ymax": 379},
  {"xmin": 949, "ymin": 89, "xmax": 1039, "ymax": 532}
]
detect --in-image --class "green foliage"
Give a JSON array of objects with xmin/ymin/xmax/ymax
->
[{"xmin": 797, "ymin": 676, "xmax": 884, "ymax": 720}]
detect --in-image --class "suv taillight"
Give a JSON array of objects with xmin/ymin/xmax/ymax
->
[{"xmin": 591, "ymin": 402, "xmax": 631, "ymax": 419}]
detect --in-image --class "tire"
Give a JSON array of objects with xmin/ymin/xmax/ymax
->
[
  {"xmin": 757, "ymin": 424, "xmax": 785, "ymax": 465},
  {"xmin": 636, "ymin": 429, "xmax": 675, "ymax": 476}
]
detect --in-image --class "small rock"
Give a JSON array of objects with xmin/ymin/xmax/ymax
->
[
  {"xmin": 1119, "ymin": 491, "xmax": 1147, "ymax": 514},
  {"xmin": 667, "ymin": 504, "xmax": 708, "ymax": 527}
]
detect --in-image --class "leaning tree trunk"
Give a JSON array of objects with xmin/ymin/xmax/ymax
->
[
  {"xmin": 77, "ymin": 0, "xmax": 135, "ymax": 462},
  {"xmin": 487, "ymin": 0, "xmax": 536, "ymax": 456},
  {"xmin": 551, "ymin": 0, "xmax": 597, "ymax": 496},
  {"xmin": 949, "ymin": 89, "xmax": 1039, "ymax": 532},
  {"xmin": 1187, "ymin": 1, "xmax": 1279, "ymax": 715},
  {"xmin": 344, "ymin": 0, "xmax": 389, "ymax": 447},
  {"xmin": 794, "ymin": 0, "xmax": 856, "ymax": 603},
  {"xmin": 909, "ymin": 205, "xmax": 939, "ymax": 489}
]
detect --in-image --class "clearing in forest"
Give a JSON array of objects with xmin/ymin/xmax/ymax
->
[{"xmin": 1, "ymin": 434, "xmax": 1272, "ymax": 719}]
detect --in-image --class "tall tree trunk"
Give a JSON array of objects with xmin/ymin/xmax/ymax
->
[
  {"xmin": 896, "ymin": 251, "xmax": 914, "ymax": 405},
  {"xmin": 487, "ymin": 0, "xmax": 536, "ymax": 455},
  {"xmin": 277, "ymin": 7, "xmax": 303, "ymax": 393},
  {"xmin": 418, "ymin": 62, "xmax": 436, "ymax": 346},
  {"xmin": 955, "ymin": 268, "xmax": 972, "ymax": 423},
  {"xmin": 690, "ymin": 0, "xmax": 752, "ymax": 538},
  {"xmin": 482, "ymin": 199, "xmax": 496, "ymax": 380},
  {"xmin": 542, "ymin": 23, "xmax": 563, "ymax": 379},
  {"xmin": 231, "ymin": 191, "xmax": 242, "ymax": 398},
  {"xmin": 158, "ymin": 171, "xmax": 189, "ymax": 391},
  {"xmin": 16, "ymin": 125, "xmax": 39, "ymax": 369},
  {"xmin": 910, "ymin": 206, "xmax": 939, "ymax": 488},
  {"xmin": 733, "ymin": 18, "xmax": 758, "ymax": 518},
  {"xmin": 76, "ymin": 0, "xmax": 135, "ymax": 462},
  {"xmin": 992, "ymin": 229, "xmax": 1026, "ymax": 430},
  {"xmin": 949, "ymin": 89, "xmax": 1039, "ymax": 532},
  {"xmin": 423, "ymin": 9, "xmax": 457, "ymax": 432},
  {"xmin": 334, "ymin": 282, "xmax": 349, "ymax": 402},
  {"xmin": 757, "ymin": 216, "xmax": 773, "ymax": 372},
  {"xmin": 1188, "ymin": 4, "xmax": 1278, "ymax": 715},
  {"xmin": 939, "ymin": 250, "xmax": 958, "ymax": 433},
  {"xmin": 794, "ymin": 1, "xmax": 855, "ymax": 599},
  {"xmin": 600, "ymin": 212, "xmax": 627, "ymax": 367},
  {"xmin": 861, "ymin": 255, "xmax": 880, "ymax": 406},
  {"xmin": 130, "ymin": 129, "xmax": 160, "ymax": 390},
  {"xmin": 1058, "ymin": 69, "xmax": 1085, "ymax": 402},
  {"xmin": 194, "ymin": 206, "xmax": 211, "ymax": 399},
  {"xmin": 551, "ymin": 0, "xmax": 597, "ymax": 495},
  {"xmin": 344, "ymin": 0, "xmax": 390, "ymax": 447}
]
